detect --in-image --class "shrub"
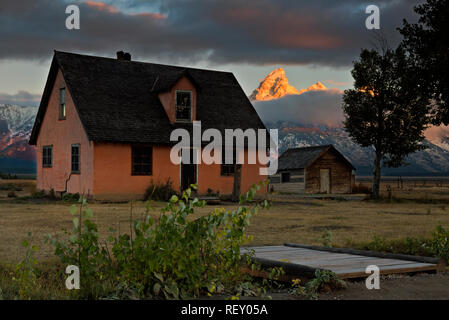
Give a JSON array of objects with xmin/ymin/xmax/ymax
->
[
  {"xmin": 62, "ymin": 193, "xmax": 80, "ymax": 202},
  {"xmin": 11, "ymin": 233, "xmax": 40, "ymax": 299},
  {"xmin": 429, "ymin": 225, "xmax": 449, "ymax": 262},
  {"xmin": 47, "ymin": 182, "xmax": 271, "ymax": 299},
  {"xmin": 31, "ymin": 190, "xmax": 46, "ymax": 199},
  {"xmin": 352, "ymin": 225, "xmax": 449, "ymax": 263},
  {"xmin": 143, "ymin": 178, "xmax": 176, "ymax": 202}
]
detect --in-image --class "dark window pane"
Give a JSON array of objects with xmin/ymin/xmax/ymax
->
[
  {"xmin": 221, "ymin": 148, "xmax": 237, "ymax": 176},
  {"xmin": 132, "ymin": 146, "xmax": 152, "ymax": 175},
  {"xmin": 43, "ymin": 146, "xmax": 52, "ymax": 167},
  {"xmin": 281, "ymin": 172, "xmax": 290, "ymax": 183},
  {"xmin": 175, "ymin": 91, "xmax": 192, "ymax": 121},
  {"xmin": 71, "ymin": 145, "xmax": 80, "ymax": 173}
]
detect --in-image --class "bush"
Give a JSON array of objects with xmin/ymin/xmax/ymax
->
[
  {"xmin": 143, "ymin": 178, "xmax": 176, "ymax": 202},
  {"xmin": 62, "ymin": 193, "xmax": 80, "ymax": 202},
  {"xmin": 352, "ymin": 225, "xmax": 449, "ymax": 263},
  {"xmin": 47, "ymin": 182, "xmax": 271, "ymax": 299},
  {"xmin": 31, "ymin": 190, "xmax": 46, "ymax": 199}
]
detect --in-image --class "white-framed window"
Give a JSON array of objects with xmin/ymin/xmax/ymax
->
[
  {"xmin": 59, "ymin": 88, "xmax": 66, "ymax": 120},
  {"xmin": 175, "ymin": 90, "xmax": 192, "ymax": 122},
  {"xmin": 42, "ymin": 145, "xmax": 52, "ymax": 168}
]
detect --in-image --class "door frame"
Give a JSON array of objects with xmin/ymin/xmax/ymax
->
[
  {"xmin": 319, "ymin": 168, "xmax": 331, "ymax": 194},
  {"xmin": 179, "ymin": 147, "xmax": 199, "ymax": 193}
]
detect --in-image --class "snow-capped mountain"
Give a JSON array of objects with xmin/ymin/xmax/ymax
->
[
  {"xmin": 249, "ymin": 68, "xmax": 332, "ymax": 102},
  {"xmin": 0, "ymin": 104, "xmax": 37, "ymax": 173},
  {"xmin": 251, "ymin": 69, "xmax": 449, "ymax": 175}
]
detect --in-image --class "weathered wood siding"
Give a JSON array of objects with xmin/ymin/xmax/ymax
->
[
  {"xmin": 269, "ymin": 169, "xmax": 305, "ymax": 193},
  {"xmin": 305, "ymin": 149, "xmax": 352, "ymax": 194}
]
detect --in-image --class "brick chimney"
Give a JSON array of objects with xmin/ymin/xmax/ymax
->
[{"xmin": 116, "ymin": 51, "xmax": 131, "ymax": 61}]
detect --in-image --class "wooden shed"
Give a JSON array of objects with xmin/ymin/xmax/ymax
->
[{"xmin": 270, "ymin": 145, "xmax": 355, "ymax": 194}]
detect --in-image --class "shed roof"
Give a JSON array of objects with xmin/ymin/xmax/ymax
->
[
  {"xmin": 29, "ymin": 51, "xmax": 266, "ymax": 145},
  {"xmin": 277, "ymin": 145, "xmax": 355, "ymax": 171}
]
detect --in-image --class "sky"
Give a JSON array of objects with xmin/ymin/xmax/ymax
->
[{"xmin": 0, "ymin": 0, "xmax": 422, "ymax": 106}]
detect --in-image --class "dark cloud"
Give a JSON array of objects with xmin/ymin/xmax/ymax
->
[
  {"xmin": 0, "ymin": 0, "xmax": 422, "ymax": 66},
  {"xmin": 0, "ymin": 90, "xmax": 41, "ymax": 106},
  {"xmin": 253, "ymin": 90, "xmax": 344, "ymax": 127}
]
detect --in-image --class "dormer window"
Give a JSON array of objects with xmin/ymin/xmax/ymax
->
[
  {"xmin": 175, "ymin": 90, "xmax": 192, "ymax": 122},
  {"xmin": 59, "ymin": 88, "xmax": 66, "ymax": 120}
]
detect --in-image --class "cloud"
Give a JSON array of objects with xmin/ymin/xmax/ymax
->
[
  {"xmin": 253, "ymin": 90, "xmax": 344, "ymax": 127},
  {"xmin": 0, "ymin": 91, "xmax": 41, "ymax": 106},
  {"xmin": 325, "ymin": 80, "xmax": 351, "ymax": 87},
  {"xmin": 0, "ymin": 0, "xmax": 422, "ymax": 66}
]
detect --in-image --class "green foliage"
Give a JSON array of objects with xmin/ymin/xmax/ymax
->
[
  {"xmin": 318, "ymin": 230, "xmax": 333, "ymax": 247},
  {"xmin": 62, "ymin": 193, "xmax": 80, "ymax": 202},
  {"xmin": 429, "ymin": 225, "xmax": 449, "ymax": 262},
  {"xmin": 289, "ymin": 270, "xmax": 346, "ymax": 300},
  {"xmin": 31, "ymin": 190, "xmax": 46, "ymax": 199},
  {"xmin": 353, "ymin": 225, "xmax": 449, "ymax": 263},
  {"xmin": 305, "ymin": 270, "xmax": 346, "ymax": 298},
  {"xmin": 143, "ymin": 178, "xmax": 177, "ymax": 202},
  {"xmin": 11, "ymin": 233, "xmax": 39, "ymax": 299},
  {"xmin": 47, "ymin": 181, "xmax": 271, "ymax": 299},
  {"xmin": 46, "ymin": 197, "xmax": 113, "ymax": 299}
]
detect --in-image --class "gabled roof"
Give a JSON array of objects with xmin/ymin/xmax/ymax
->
[
  {"xmin": 277, "ymin": 145, "xmax": 355, "ymax": 171},
  {"xmin": 29, "ymin": 51, "xmax": 266, "ymax": 145}
]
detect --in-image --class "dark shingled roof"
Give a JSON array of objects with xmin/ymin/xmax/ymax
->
[
  {"xmin": 277, "ymin": 145, "xmax": 355, "ymax": 171},
  {"xmin": 29, "ymin": 51, "xmax": 266, "ymax": 145}
]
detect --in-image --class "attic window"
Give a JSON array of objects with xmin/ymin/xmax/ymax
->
[
  {"xmin": 59, "ymin": 88, "xmax": 66, "ymax": 120},
  {"xmin": 175, "ymin": 91, "xmax": 192, "ymax": 122}
]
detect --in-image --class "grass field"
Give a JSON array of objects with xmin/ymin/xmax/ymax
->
[{"xmin": 1, "ymin": 179, "xmax": 449, "ymax": 264}]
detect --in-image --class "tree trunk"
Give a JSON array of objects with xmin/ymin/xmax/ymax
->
[
  {"xmin": 232, "ymin": 164, "xmax": 242, "ymax": 202},
  {"xmin": 372, "ymin": 151, "xmax": 382, "ymax": 199}
]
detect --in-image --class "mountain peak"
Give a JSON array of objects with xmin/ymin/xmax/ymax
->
[
  {"xmin": 249, "ymin": 68, "xmax": 332, "ymax": 101},
  {"xmin": 299, "ymin": 81, "xmax": 327, "ymax": 94},
  {"xmin": 249, "ymin": 68, "xmax": 299, "ymax": 101}
]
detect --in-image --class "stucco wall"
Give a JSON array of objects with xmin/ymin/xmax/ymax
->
[
  {"xmin": 92, "ymin": 143, "xmax": 179, "ymax": 199},
  {"xmin": 92, "ymin": 145, "xmax": 267, "ymax": 199},
  {"xmin": 36, "ymin": 69, "xmax": 94, "ymax": 195}
]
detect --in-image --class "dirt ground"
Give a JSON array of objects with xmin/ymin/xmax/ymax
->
[{"xmin": 318, "ymin": 272, "xmax": 449, "ymax": 300}]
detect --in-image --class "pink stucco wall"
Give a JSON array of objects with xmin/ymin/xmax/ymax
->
[{"xmin": 36, "ymin": 69, "xmax": 94, "ymax": 196}]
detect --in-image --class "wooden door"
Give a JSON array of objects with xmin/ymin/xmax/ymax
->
[{"xmin": 320, "ymin": 169, "xmax": 330, "ymax": 194}]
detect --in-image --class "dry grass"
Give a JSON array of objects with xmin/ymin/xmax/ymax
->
[{"xmin": 0, "ymin": 180, "xmax": 448, "ymax": 264}]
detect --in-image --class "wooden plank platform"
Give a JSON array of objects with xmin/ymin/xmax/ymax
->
[{"xmin": 242, "ymin": 245, "xmax": 443, "ymax": 279}]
